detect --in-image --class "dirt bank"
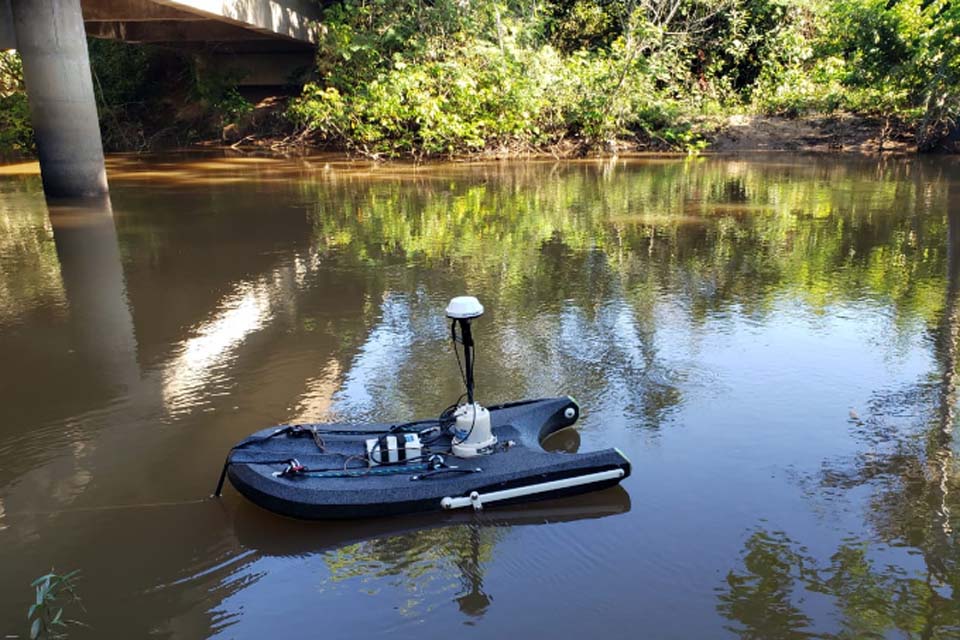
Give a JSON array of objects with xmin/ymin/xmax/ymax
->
[{"xmin": 703, "ymin": 114, "xmax": 916, "ymax": 154}]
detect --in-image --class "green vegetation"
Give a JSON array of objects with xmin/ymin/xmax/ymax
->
[
  {"xmin": 287, "ymin": 0, "xmax": 960, "ymax": 155},
  {"xmin": 0, "ymin": 51, "xmax": 32, "ymax": 158},
  {"xmin": 1, "ymin": 0, "xmax": 959, "ymax": 156},
  {"xmin": 27, "ymin": 570, "xmax": 83, "ymax": 640}
]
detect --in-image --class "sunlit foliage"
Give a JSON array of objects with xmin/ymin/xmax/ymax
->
[
  {"xmin": 3, "ymin": 0, "xmax": 960, "ymax": 155},
  {"xmin": 290, "ymin": 0, "xmax": 960, "ymax": 155}
]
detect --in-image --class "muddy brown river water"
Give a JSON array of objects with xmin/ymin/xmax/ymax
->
[{"xmin": 2, "ymin": 153, "xmax": 960, "ymax": 638}]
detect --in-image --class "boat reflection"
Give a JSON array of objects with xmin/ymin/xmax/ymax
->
[
  {"xmin": 224, "ymin": 487, "xmax": 630, "ymax": 623},
  {"xmin": 231, "ymin": 485, "xmax": 630, "ymax": 556}
]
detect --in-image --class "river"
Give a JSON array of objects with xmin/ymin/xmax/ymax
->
[{"xmin": 1, "ymin": 153, "xmax": 959, "ymax": 638}]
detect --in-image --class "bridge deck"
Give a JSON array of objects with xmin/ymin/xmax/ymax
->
[
  {"xmin": 85, "ymin": 0, "xmax": 321, "ymax": 44},
  {"xmin": 0, "ymin": 0, "xmax": 321, "ymax": 49}
]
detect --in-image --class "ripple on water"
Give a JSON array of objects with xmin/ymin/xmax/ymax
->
[{"xmin": 2, "ymin": 154, "xmax": 959, "ymax": 639}]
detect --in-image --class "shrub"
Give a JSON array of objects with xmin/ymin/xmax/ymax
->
[{"xmin": 0, "ymin": 51, "xmax": 33, "ymax": 157}]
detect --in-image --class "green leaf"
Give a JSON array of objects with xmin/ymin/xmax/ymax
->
[
  {"xmin": 27, "ymin": 603, "xmax": 38, "ymax": 619},
  {"xmin": 31, "ymin": 573, "xmax": 55, "ymax": 587},
  {"xmin": 29, "ymin": 617, "xmax": 40, "ymax": 640}
]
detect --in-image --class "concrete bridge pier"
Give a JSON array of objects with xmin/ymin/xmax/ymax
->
[{"xmin": 10, "ymin": 0, "xmax": 109, "ymax": 198}]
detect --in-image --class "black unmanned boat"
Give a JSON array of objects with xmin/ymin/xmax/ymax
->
[{"xmin": 214, "ymin": 296, "xmax": 631, "ymax": 520}]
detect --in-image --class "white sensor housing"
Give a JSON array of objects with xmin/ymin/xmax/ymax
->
[
  {"xmin": 446, "ymin": 296, "xmax": 484, "ymax": 319},
  {"xmin": 451, "ymin": 403, "xmax": 497, "ymax": 458}
]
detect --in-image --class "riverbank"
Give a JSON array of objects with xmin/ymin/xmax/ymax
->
[
  {"xmin": 214, "ymin": 100, "xmax": 922, "ymax": 158},
  {"xmin": 0, "ymin": 103, "xmax": 928, "ymax": 166},
  {"xmin": 4, "ymin": 0, "xmax": 958, "ymax": 163}
]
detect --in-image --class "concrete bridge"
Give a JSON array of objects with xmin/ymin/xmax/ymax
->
[{"xmin": 1, "ymin": 0, "xmax": 321, "ymax": 198}]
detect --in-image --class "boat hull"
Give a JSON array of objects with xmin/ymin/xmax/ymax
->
[{"xmin": 226, "ymin": 397, "xmax": 631, "ymax": 520}]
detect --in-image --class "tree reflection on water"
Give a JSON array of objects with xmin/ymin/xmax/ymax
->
[
  {"xmin": 718, "ymin": 186, "xmax": 960, "ymax": 640},
  {"xmin": 718, "ymin": 527, "xmax": 960, "ymax": 639},
  {"xmin": 322, "ymin": 524, "xmax": 500, "ymax": 619},
  {"xmin": 297, "ymin": 157, "xmax": 953, "ymax": 433},
  {"xmin": 5, "ymin": 155, "xmax": 960, "ymax": 636}
]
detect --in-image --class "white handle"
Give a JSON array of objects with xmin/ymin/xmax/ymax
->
[{"xmin": 440, "ymin": 468, "xmax": 625, "ymax": 510}]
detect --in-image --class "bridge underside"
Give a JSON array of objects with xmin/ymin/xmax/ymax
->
[
  {"xmin": 4, "ymin": 0, "xmax": 321, "ymax": 197},
  {"xmin": 3, "ymin": 0, "xmax": 321, "ymax": 49},
  {"xmin": 81, "ymin": 0, "xmax": 320, "ymax": 86},
  {"xmin": 1, "ymin": 0, "xmax": 320, "ymax": 85},
  {"xmin": 82, "ymin": 0, "xmax": 319, "ymax": 45}
]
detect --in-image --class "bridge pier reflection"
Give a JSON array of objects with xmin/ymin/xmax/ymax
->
[{"xmin": 48, "ymin": 195, "xmax": 139, "ymax": 390}]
